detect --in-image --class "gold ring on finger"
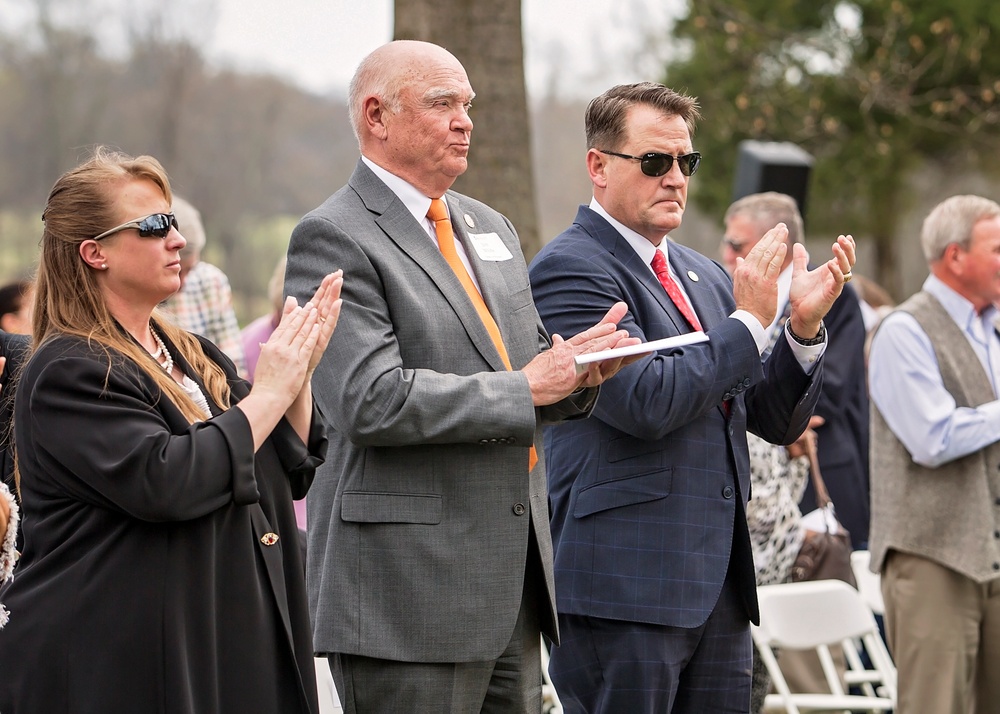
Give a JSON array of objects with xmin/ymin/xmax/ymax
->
[{"xmin": 843, "ymin": 271, "xmax": 853, "ymax": 283}]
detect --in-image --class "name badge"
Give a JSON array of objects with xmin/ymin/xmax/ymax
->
[{"xmin": 468, "ymin": 232, "xmax": 513, "ymax": 262}]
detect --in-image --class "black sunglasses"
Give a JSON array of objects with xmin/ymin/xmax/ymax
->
[
  {"xmin": 93, "ymin": 212, "xmax": 178, "ymax": 241},
  {"xmin": 598, "ymin": 149, "xmax": 702, "ymax": 177}
]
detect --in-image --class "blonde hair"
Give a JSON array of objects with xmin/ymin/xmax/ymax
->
[{"xmin": 35, "ymin": 146, "xmax": 231, "ymax": 423}]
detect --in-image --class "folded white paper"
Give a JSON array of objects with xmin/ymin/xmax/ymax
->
[{"xmin": 574, "ymin": 331, "xmax": 709, "ymax": 365}]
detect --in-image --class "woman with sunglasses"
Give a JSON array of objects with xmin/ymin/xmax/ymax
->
[{"xmin": 0, "ymin": 147, "xmax": 342, "ymax": 714}]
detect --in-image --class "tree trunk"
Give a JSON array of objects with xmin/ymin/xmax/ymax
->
[{"xmin": 394, "ymin": 0, "xmax": 542, "ymax": 260}]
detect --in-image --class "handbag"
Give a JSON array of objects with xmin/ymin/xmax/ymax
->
[{"xmin": 789, "ymin": 439, "xmax": 858, "ymax": 587}]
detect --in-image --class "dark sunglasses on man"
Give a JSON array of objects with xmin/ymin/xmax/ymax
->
[
  {"xmin": 93, "ymin": 212, "xmax": 179, "ymax": 241},
  {"xmin": 597, "ymin": 149, "xmax": 702, "ymax": 177}
]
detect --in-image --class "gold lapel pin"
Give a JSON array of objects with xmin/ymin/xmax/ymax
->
[
  {"xmin": 260, "ymin": 533, "xmax": 279, "ymax": 546},
  {"xmin": 687, "ymin": 270, "xmax": 700, "ymax": 282},
  {"xmin": 464, "ymin": 214, "xmax": 475, "ymax": 228}
]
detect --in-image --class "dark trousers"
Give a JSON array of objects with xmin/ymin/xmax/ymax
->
[{"xmin": 548, "ymin": 566, "xmax": 752, "ymax": 713}]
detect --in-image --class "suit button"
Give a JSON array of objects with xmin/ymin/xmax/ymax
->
[
  {"xmin": 996, "ymin": 497, "xmax": 1000, "ymax": 505},
  {"xmin": 490, "ymin": 438, "xmax": 499, "ymax": 444},
  {"xmin": 722, "ymin": 486, "xmax": 734, "ymax": 499},
  {"xmin": 994, "ymin": 531, "xmax": 1000, "ymax": 539},
  {"xmin": 994, "ymin": 562, "xmax": 1000, "ymax": 571},
  {"xmin": 512, "ymin": 503, "xmax": 526, "ymax": 516},
  {"xmin": 479, "ymin": 439, "xmax": 489, "ymax": 445}
]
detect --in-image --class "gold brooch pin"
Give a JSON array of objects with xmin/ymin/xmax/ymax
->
[{"xmin": 260, "ymin": 533, "xmax": 279, "ymax": 546}]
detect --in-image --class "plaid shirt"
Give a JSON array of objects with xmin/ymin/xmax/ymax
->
[{"xmin": 159, "ymin": 261, "xmax": 247, "ymax": 377}]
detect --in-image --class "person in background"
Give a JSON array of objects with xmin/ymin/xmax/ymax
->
[
  {"xmin": 159, "ymin": 196, "xmax": 247, "ymax": 376},
  {"xmin": 0, "ymin": 329, "xmax": 27, "ymax": 561},
  {"xmin": 242, "ymin": 256, "xmax": 286, "ymax": 383},
  {"xmin": 0, "ymin": 347, "xmax": 20, "ymax": 628},
  {"xmin": 0, "ymin": 280, "xmax": 33, "ymax": 335},
  {"xmin": 528, "ymin": 82, "xmax": 855, "ymax": 712},
  {"xmin": 869, "ymin": 194, "xmax": 1000, "ymax": 714},
  {"xmin": 285, "ymin": 40, "xmax": 637, "ymax": 714},
  {"xmin": 722, "ymin": 192, "xmax": 870, "ymax": 550},
  {"xmin": 0, "ymin": 147, "xmax": 342, "ymax": 713}
]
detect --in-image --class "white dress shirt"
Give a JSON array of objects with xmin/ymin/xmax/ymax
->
[{"xmin": 589, "ymin": 197, "xmax": 823, "ymax": 372}]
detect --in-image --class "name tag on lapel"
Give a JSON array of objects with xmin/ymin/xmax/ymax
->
[{"xmin": 468, "ymin": 232, "xmax": 513, "ymax": 262}]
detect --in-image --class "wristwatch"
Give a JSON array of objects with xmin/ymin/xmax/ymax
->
[{"xmin": 787, "ymin": 320, "xmax": 826, "ymax": 346}]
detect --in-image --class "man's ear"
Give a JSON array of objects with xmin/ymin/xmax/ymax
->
[
  {"xmin": 586, "ymin": 149, "xmax": 608, "ymax": 189},
  {"xmin": 364, "ymin": 96, "xmax": 389, "ymax": 140},
  {"xmin": 941, "ymin": 242, "xmax": 965, "ymax": 276},
  {"xmin": 78, "ymin": 239, "xmax": 107, "ymax": 271}
]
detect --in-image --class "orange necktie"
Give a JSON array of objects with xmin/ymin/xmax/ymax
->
[{"xmin": 427, "ymin": 198, "xmax": 538, "ymax": 471}]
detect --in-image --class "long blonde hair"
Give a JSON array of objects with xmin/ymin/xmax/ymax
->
[{"xmin": 34, "ymin": 147, "xmax": 231, "ymax": 423}]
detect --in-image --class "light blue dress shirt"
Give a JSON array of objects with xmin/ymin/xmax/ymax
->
[{"xmin": 869, "ymin": 273, "xmax": 1000, "ymax": 468}]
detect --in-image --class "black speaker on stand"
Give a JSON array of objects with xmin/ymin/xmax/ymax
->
[{"xmin": 731, "ymin": 140, "xmax": 814, "ymax": 224}]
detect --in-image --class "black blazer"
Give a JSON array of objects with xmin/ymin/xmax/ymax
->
[{"xmin": 0, "ymin": 332, "xmax": 325, "ymax": 714}]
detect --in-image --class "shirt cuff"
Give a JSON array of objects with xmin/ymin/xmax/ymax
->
[
  {"xmin": 783, "ymin": 321, "xmax": 826, "ymax": 374},
  {"xmin": 730, "ymin": 309, "xmax": 767, "ymax": 354}
]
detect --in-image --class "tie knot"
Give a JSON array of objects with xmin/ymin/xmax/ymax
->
[
  {"xmin": 427, "ymin": 198, "xmax": 449, "ymax": 223},
  {"xmin": 651, "ymin": 249, "xmax": 668, "ymax": 275}
]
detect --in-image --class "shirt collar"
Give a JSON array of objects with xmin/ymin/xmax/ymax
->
[
  {"xmin": 362, "ymin": 156, "xmax": 441, "ymax": 232},
  {"xmin": 923, "ymin": 273, "xmax": 999, "ymax": 334},
  {"xmin": 589, "ymin": 197, "xmax": 670, "ymax": 276}
]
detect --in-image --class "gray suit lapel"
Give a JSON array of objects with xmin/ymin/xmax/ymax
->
[{"xmin": 348, "ymin": 164, "xmax": 508, "ymax": 372}]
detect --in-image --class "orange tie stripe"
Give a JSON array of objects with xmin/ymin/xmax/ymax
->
[{"xmin": 427, "ymin": 198, "xmax": 538, "ymax": 472}]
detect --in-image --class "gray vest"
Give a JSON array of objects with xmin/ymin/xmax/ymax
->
[{"xmin": 869, "ymin": 291, "xmax": 1000, "ymax": 582}]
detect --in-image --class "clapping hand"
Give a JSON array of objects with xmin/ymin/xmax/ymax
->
[
  {"xmin": 240, "ymin": 272, "xmax": 343, "ymax": 449},
  {"xmin": 788, "ymin": 235, "xmax": 856, "ymax": 338},
  {"xmin": 523, "ymin": 302, "xmax": 639, "ymax": 405},
  {"xmin": 254, "ymin": 271, "xmax": 343, "ymax": 406},
  {"xmin": 732, "ymin": 223, "xmax": 788, "ymax": 329},
  {"xmin": 305, "ymin": 271, "xmax": 344, "ymax": 377}
]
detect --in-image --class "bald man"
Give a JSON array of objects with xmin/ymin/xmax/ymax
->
[{"xmin": 284, "ymin": 40, "xmax": 636, "ymax": 713}]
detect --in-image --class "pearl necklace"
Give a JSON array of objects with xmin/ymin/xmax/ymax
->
[{"xmin": 149, "ymin": 326, "xmax": 174, "ymax": 374}]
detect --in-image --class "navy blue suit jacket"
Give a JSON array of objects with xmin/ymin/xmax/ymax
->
[{"xmin": 528, "ymin": 206, "xmax": 823, "ymax": 628}]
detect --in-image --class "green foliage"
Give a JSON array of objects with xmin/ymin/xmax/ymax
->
[{"xmin": 665, "ymin": 0, "xmax": 1000, "ymax": 295}]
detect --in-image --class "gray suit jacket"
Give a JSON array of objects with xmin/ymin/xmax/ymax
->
[{"xmin": 285, "ymin": 160, "xmax": 595, "ymax": 662}]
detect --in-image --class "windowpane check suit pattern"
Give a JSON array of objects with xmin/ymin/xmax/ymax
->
[{"xmin": 528, "ymin": 205, "xmax": 824, "ymax": 631}]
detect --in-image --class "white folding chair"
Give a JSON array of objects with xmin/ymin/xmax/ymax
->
[
  {"xmin": 753, "ymin": 580, "xmax": 896, "ymax": 713},
  {"xmin": 850, "ymin": 550, "xmax": 885, "ymax": 616},
  {"xmin": 541, "ymin": 636, "xmax": 564, "ymax": 714}
]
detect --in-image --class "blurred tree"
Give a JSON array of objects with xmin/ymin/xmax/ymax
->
[
  {"xmin": 666, "ymin": 0, "xmax": 1000, "ymax": 298},
  {"xmin": 0, "ymin": 0, "xmax": 357, "ymax": 319},
  {"xmin": 394, "ymin": 0, "xmax": 542, "ymax": 259}
]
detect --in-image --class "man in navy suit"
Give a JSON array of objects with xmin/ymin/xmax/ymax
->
[{"xmin": 528, "ymin": 82, "xmax": 856, "ymax": 712}]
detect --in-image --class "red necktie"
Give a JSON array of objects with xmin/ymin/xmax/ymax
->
[
  {"xmin": 651, "ymin": 249, "xmax": 702, "ymax": 332},
  {"xmin": 428, "ymin": 198, "xmax": 538, "ymax": 471}
]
